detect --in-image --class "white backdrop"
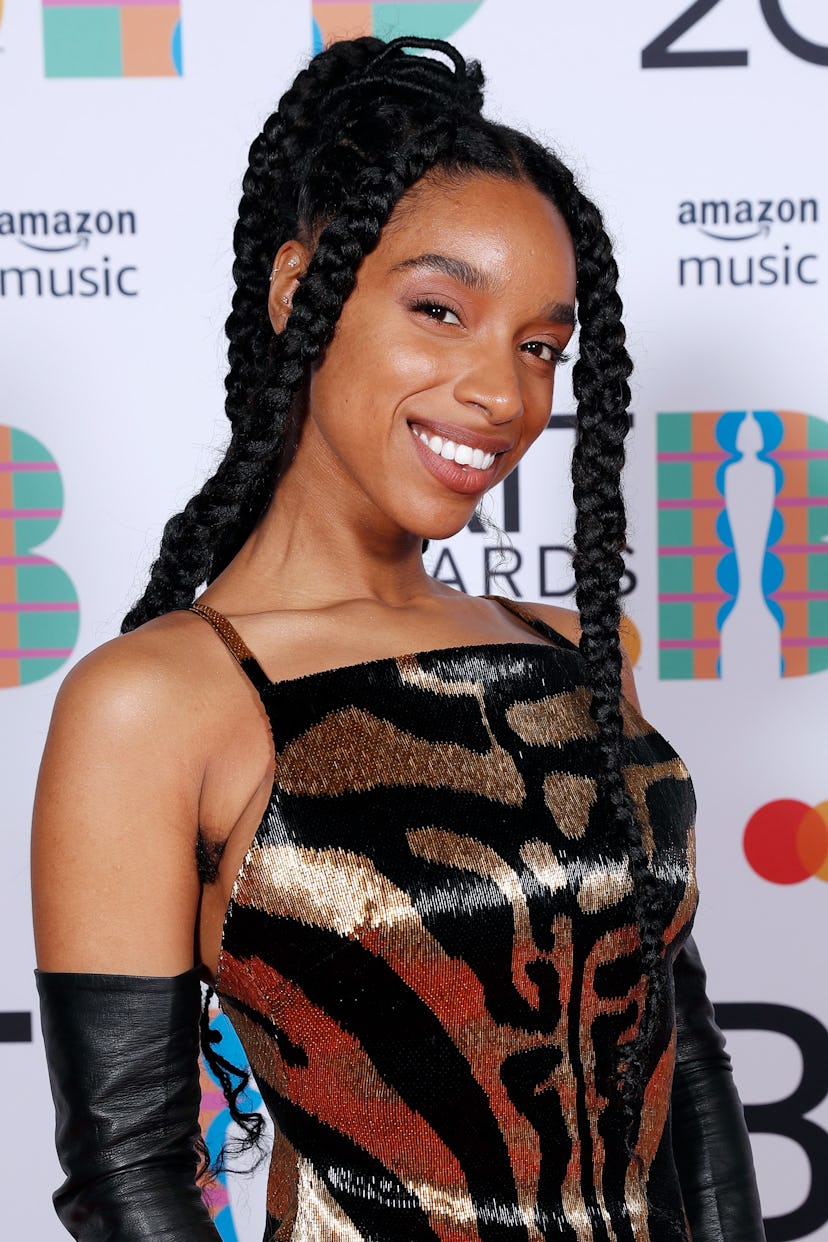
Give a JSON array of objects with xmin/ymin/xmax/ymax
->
[{"xmin": 2, "ymin": 2, "xmax": 827, "ymax": 1239}]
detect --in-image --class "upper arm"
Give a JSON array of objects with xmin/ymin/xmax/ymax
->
[
  {"xmin": 529, "ymin": 602, "xmax": 642, "ymax": 711},
  {"xmin": 31, "ymin": 628, "xmax": 205, "ymax": 975}
]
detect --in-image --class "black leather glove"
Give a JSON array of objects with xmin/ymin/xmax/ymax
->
[
  {"xmin": 671, "ymin": 936, "xmax": 767, "ymax": 1242},
  {"xmin": 36, "ymin": 967, "xmax": 221, "ymax": 1241}
]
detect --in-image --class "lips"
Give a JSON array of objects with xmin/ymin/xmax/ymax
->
[
  {"xmin": 408, "ymin": 418, "xmax": 513, "ymax": 456},
  {"xmin": 408, "ymin": 422, "xmax": 503, "ymax": 496}
]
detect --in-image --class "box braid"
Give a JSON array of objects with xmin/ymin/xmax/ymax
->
[{"xmin": 122, "ymin": 35, "xmax": 662, "ymax": 1164}]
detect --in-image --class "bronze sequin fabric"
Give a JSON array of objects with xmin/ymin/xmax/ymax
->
[{"xmin": 190, "ymin": 597, "xmax": 698, "ymax": 1242}]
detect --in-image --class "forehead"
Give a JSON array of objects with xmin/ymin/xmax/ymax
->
[{"xmin": 374, "ymin": 171, "xmax": 576, "ymax": 290}]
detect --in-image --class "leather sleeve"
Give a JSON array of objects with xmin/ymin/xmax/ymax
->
[
  {"xmin": 36, "ymin": 967, "xmax": 221, "ymax": 1241},
  {"xmin": 671, "ymin": 936, "xmax": 766, "ymax": 1242}
]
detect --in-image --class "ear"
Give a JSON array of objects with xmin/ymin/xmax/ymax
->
[{"xmin": 267, "ymin": 241, "xmax": 310, "ymax": 334}]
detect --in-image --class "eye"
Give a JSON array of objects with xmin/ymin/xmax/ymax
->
[
  {"xmin": 521, "ymin": 340, "xmax": 571, "ymax": 365},
  {"xmin": 410, "ymin": 299, "xmax": 463, "ymax": 326}
]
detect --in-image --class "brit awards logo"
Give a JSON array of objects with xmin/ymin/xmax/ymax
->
[
  {"xmin": 312, "ymin": 1, "xmax": 484, "ymax": 52},
  {"xmin": 0, "ymin": 425, "xmax": 79, "ymax": 688},
  {"xmin": 657, "ymin": 410, "xmax": 828, "ymax": 679},
  {"xmin": 42, "ymin": 1, "xmax": 182, "ymax": 78}
]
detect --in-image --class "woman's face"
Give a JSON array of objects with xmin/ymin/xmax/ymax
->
[{"xmin": 291, "ymin": 171, "xmax": 577, "ymax": 543}]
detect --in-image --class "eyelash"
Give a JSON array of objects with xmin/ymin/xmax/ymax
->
[{"xmin": 409, "ymin": 299, "xmax": 570, "ymax": 366}]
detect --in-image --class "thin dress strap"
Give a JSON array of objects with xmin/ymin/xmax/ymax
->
[
  {"xmin": 189, "ymin": 602, "xmax": 273, "ymax": 697},
  {"xmin": 485, "ymin": 594, "xmax": 581, "ymax": 653}
]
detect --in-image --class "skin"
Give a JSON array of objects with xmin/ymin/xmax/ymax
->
[{"xmin": 31, "ymin": 172, "xmax": 640, "ymax": 982}]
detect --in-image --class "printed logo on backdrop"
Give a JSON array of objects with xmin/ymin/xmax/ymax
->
[
  {"xmin": 643, "ymin": 1, "xmax": 828, "ymax": 69},
  {"xmin": 427, "ymin": 414, "xmax": 642, "ymax": 666},
  {"xmin": 657, "ymin": 410, "xmax": 828, "ymax": 679},
  {"xmin": 743, "ymin": 799, "xmax": 828, "ymax": 885},
  {"xmin": 0, "ymin": 207, "xmax": 138, "ymax": 299},
  {"xmin": 677, "ymin": 196, "xmax": 819, "ymax": 289},
  {"xmin": 42, "ymin": 1, "xmax": 182, "ymax": 78},
  {"xmin": 312, "ymin": 1, "xmax": 484, "ymax": 53},
  {"xmin": 0, "ymin": 425, "xmax": 79, "ymax": 688}
]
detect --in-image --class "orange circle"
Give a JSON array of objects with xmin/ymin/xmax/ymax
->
[{"xmin": 620, "ymin": 616, "xmax": 641, "ymax": 668}]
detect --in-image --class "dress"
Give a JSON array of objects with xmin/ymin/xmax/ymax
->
[{"xmin": 190, "ymin": 596, "xmax": 698, "ymax": 1242}]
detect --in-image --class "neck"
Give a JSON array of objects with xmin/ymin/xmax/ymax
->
[{"xmin": 213, "ymin": 452, "xmax": 438, "ymax": 614}]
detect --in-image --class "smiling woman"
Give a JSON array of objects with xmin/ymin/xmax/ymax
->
[{"xmin": 31, "ymin": 35, "xmax": 765, "ymax": 1242}]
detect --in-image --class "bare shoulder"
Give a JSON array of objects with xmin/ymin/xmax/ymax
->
[
  {"xmin": 523, "ymin": 601, "xmax": 582, "ymax": 647},
  {"xmin": 32, "ymin": 609, "xmax": 224, "ymax": 974},
  {"xmin": 48, "ymin": 609, "xmax": 214, "ymax": 750},
  {"xmin": 523, "ymin": 600, "xmax": 641, "ymax": 710}
]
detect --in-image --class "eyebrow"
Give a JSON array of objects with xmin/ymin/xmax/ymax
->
[{"xmin": 391, "ymin": 252, "xmax": 576, "ymax": 326}]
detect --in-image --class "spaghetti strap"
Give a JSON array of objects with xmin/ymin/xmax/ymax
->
[
  {"xmin": 485, "ymin": 593, "xmax": 581, "ymax": 653},
  {"xmin": 189, "ymin": 602, "xmax": 273, "ymax": 697}
]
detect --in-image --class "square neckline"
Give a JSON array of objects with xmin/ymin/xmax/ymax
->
[{"xmin": 188, "ymin": 593, "xmax": 581, "ymax": 694}]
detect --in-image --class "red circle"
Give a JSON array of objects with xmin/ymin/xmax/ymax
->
[{"xmin": 743, "ymin": 799, "xmax": 813, "ymax": 884}]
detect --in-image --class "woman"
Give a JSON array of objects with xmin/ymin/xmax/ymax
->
[{"xmin": 32, "ymin": 35, "xmax": 765, "ymax": 1242}]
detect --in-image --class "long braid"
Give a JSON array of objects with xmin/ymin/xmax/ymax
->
[{"xmin": 559, "ymin": 172, "xmax": 665, "ymax": 1152}]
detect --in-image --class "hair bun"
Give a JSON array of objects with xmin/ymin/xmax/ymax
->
[{"xmin": 318, "ymin": 36, "xmax": 486, "ymax": 124}]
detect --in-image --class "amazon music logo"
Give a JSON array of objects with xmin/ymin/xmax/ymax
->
[
  {"xmin": 0, "ymin": 207, "xmax": 138, "ymax": 298},
  {"xmin": 677, "ymin": 195, "xmax": 819, "ymax": 288}
]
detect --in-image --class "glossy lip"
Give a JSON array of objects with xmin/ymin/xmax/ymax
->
[
  {"xmin": 408, "ymin": 424, "xmax": 499, "ymax": 496},
  {"xmin": 408, "ymin": 417, "xmax": 514, "ymax": 456}
]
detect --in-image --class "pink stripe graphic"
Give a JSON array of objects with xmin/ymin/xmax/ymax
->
[
  {"xmin": 0, "ymin": 461, "xmax": 58, "ymax": 472},
  {"xmin": 0, "ymin": 648, "xmax": 72, "ymax": 658},
  {"xmin": 0, "ymin": 555, "xmax": 51, "ymax": 565},
  {"xmin": 771, "ymin": 591, "xmax": 828, "ymax": 601},
  {"xmin": 772, "ymin": 449, "xmax": 828, "ymax": 460},
  {"xmin": 781, "ymin": 637, "xmax": 828, "ymax": 647},
  {"xmin": 658, "ymin": 499, "xmax": 722, "ymax": 509},
  {"xmin": 776, "ymin": 497, "xmax": 828, "ymax": 507},
  {"xmin": 659, "ymin": 639, "xmax": 720, "ymax": 650},
  {"xmin": 0, "ymin": 508, "xmax": 61, "ymax": 519},
  {"xmin": 768, "ymin": 544, "xmax": 828, "ymax": 554},
  {"xmin": 657, "ymin": 451, "xmax": 727, "ymax": 462},
  {"xmin": 0, "ymin": 602, "xmax": 78, "ymax": 612},
  {"xmin": 659, "ymin": 593, "xmax": 726, "ymax": 603},
  {"xmin": 659, "ymin": 546, "xmax": 724, "ymax": 556}
]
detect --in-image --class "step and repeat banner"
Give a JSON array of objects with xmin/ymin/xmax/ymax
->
[{"xmin": 2, "ymin": 1, "xmax": 827, "ymax": 1238}]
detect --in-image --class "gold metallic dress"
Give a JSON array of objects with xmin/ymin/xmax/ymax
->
[{"xmin": 191, "ymin": 597, "xmax": 698, "ymax": 1242}]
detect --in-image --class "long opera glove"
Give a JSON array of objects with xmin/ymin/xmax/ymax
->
[
  {"xmin": 671, "ymin": 936, "xmax": 766, "ymax": 1242},
  {"xmin": 36, "ymin": 967, "xmax": 222, "ymax": 1241}
]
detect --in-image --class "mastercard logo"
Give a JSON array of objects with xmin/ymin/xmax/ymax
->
[{"xmin": 743, "ymin": 799, "xmax": 828, "ymax": 884}]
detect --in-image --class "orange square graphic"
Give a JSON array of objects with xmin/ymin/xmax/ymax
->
[
  {"xmin": 314, "ymin": 3, "xmax": 373, "ymax": 43},
  {"xmin": 777, "ymin": 553, "xmax": 807, "ymax": 592},
  {"xmin": 694, "ymin": 648, "xmax": 719, "ymax": 679},
  {"xmin": 693, "ymin": 508, "xmax": 720, "ymax": 545},
  {"xmin": 777, "ymin": 459, "xmax": 806, "ymax": 499},
  {"xmin": 782, "ymin": 647, "xmax": 807, "ymax": 677},
  {"xmin": 0, "ymin": 610, "xmax": 19, "ymax": 654},
  {"xmin": 694, "ymin": 600, "xmax": 721, "ymax": 641},
  {"xmin": 0, "ymin": 520, "xmax": 13, "ymax": 555},
  {"xmin": 692, "ymin": 413, "xmax": 724, "ymax": 453},
  {"xmin": 776, "ymin": 508, "xmax": 806, "ymax": 543},
  {"xmin": 0, "ymin": 473, "xmax": 12, "ymax": 507},
  {"xmin": 0, "ymin": 564, "xmax": 15, "ymax": 602},
  {"xmin": 692, "ymin": 460, "xmax": 720, "ymax": 502},
  {"xmin": 777, "ymin": 411, "xmax": 807, "ymax": 450},
  {"xmin": 694, "ymin": 557, "xmax": 722, "ymax": 594},
  {"xmin": 121, "ymin": 7, "xmax": 179, "ymax": 78},
  {"xmin": 780, "ymin": 598, "xmax": 807, "ymax": 637}
]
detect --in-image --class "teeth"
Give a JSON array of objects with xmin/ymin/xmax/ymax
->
[{"xmin": 412, "ymin": 425, "xmax": 496, "ymax": 471}]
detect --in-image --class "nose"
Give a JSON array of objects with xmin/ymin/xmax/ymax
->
[{"xmin": 452, "ymin": 346, "xmax": 524, "ymax": 424}]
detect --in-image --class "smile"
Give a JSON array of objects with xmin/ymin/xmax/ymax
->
[{"xmin": 410, "ymin": 424, "xmax": 495, "ymax": 472}]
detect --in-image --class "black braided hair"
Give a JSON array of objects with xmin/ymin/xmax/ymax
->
[{"xmin": 123, "ymin": 35, "xmax": 661, "ymax": 1163}]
